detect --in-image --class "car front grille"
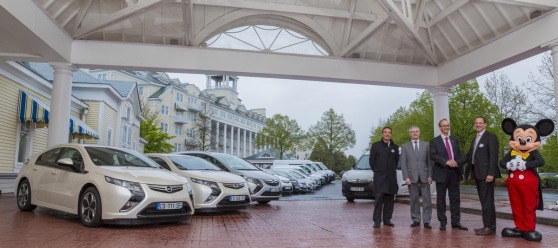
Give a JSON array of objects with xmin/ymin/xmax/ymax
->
[
  {"xmin": 347, "ymin": 182, "xmax": 370, "ymax": 187},
  {"xmin": 223, "ymin": 182, "xmax": 245, "ymax": 189},
  {"xmin": 264, "ymin": 180, "xmax": 280, "ymax": 186},
  {"xmin": 147, "ymin": 184, "xmax": 183, "ymax": 193},
  {"xmin": 261, "ymin": 191, "xmax": 281, "ymax": 196}
]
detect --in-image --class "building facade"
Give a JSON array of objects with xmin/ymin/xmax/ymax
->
[{"xmin": 87, "ymin": 70, "xmax": 267, "ymax": 157}]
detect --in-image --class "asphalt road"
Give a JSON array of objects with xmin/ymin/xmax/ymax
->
[{"xmin": 280, "ymin": 180, "xmax": 558, "ymax": 203}]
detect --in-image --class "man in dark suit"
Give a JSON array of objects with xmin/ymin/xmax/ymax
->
[
  {"xmin": 458, "ymin": 116, "xmax": 501, "ymax": 235},
  {"xmin": 369, "ymin": 127, "xmax": 399, "ymax": 228},
  {"xmin": 429, "ymin": 119, "xmax": 468, "ymax": 231}
]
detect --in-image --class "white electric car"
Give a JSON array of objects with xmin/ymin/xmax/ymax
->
[
  {"xmin": 147, "ymin": 154, "xmax": 251, "ymax": 212},
  {"xmin": 15, "ymin": 144, "xmax": 195, "ymax": 227}
]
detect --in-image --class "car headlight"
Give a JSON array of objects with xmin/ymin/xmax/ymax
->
[
  {"xmin": 342, "ymin": 173, "xmax": 348, "ymax": 181},
  {"xmin": 191, "ymin": 178, "xmax": 221, "ymax": 203},
  {"xmin": 185, "ymin": 181, "xmax": 194, "ymax": 204},
  {"xmin": 105, "ymin": 176, "xmax": 145, "ymax": 211},
  {"xmin": 241, "ymin": 175, "xmax": 263, "ymax": 194}
]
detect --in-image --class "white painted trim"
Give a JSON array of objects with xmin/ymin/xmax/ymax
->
[
  {"xmin": 106, "ymin": 126, "xmax": 113, "ymax": 147},
  {"xmin": 13, "ymin": 122, "xmax": 35, "ymax": 174},
  {"xmin": 98, "ymin": 102, "xmax": 105, "ymax": 145}
]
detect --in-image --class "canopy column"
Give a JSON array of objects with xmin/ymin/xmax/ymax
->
[
  {"xmin": 550, "ymin": 44, "xmax": 558, "ymax": 134},
  {"xmin": 429, "ymin": 86, "xmax": 451, "ymax": 136},
  {"xmin": 47, "ymin": 63, "xmax": 75, "ymax": 147}
]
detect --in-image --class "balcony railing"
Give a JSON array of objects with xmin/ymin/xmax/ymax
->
[
  {"xmin": 188, "ymin": 102, "xmax": 202, "ymax": 112},
  {"xmin": 174, "ymin": 103, "xmax": 188, "ymax": 112},
  {"xmin": 174, "ymin": 115, "xmax": 189, "ymax": 124}
]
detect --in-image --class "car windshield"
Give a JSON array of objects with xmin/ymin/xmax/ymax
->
[
  {"xmin": 85, "ymin": 147, "xmax": 159, "ymax": 168},
  {"xmin": 273, "ymin": 170, "xmax": 291, "ymax": 178},
  {"xmin": 306, "ymin": 163, "xmax": 318, "ymax": 172},
  {"xmin": 318, "ymin": 162, "xmax": 329, "ymax": 170},
  {"xmin": 311, "ymin": 163, "xmax": 323, "ymax": 170},
  {"xmin": 286, "ymin": 170, "xmax": 306, "ymax": 179},
  {"xmin": 214, "ymin": 154, "xmax": 259, "ymax": 170},
  {"xmin": 355, "ymin": 155, "xmax": 371, "ymax": 170},
  {"xmin": 168, "ymin": 156, "xmax": 220, "ymax": 171}
]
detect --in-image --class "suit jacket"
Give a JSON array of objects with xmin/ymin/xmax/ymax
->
[
  {"xmin": 369, "ymin": 139, "xmax": 399, "ymax": 195},
  {"xmin": 430, "ymin": 135, "xmax": 463, "ymax": 182},
  {"xmin": 400, "ymin": 140, "xmax": 432, "ymax": 183},
  {"xmin": 458, "ymin": 130, "xmax": 501, "ymax": 180}
]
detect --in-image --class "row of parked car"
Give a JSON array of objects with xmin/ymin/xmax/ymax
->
[{"xmin": 14, "ymin": 144, "xmax": 334, "ymax": 227}]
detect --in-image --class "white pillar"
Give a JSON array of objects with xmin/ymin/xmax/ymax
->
[
  {"xmin": 243, "ymin": 129, "xmax": 247, "ymax": 157},
  {"xmin": 215, "ymin": 121, "xmax": 220, "ymax": 152},
  {"xmin": 429, "ymin": 86, "xmax": 451, "ymax": 137},
  {"xmin": 48, "ymin": 63, "xmax": 75, "ymax": 147},
  {"xmin": 237, "ymin": 127, "xmax": 241, "ymax": 156},
  {"xmin": 223, "ymin": 123, "xmax": 227, "ymax": 153},
  {"xmin": 230, "ymin": 125, "xmax": 234, "ymax": 155},
  {"xmin": 249, "ymin": 131, "xmax": 252, "ymax": 155},
  {"xmin": 550, "ymin": 44, "xmax": 558, "ymax": 135}
]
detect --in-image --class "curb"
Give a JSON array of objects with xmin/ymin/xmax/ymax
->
[{"xmin": 394, "ymin": 197, "xmax": 558, "ymax": 227}]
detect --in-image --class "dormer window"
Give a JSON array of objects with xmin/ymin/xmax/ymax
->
[{"xmin": 126, "ymin": 106, "xmax": 131, "ymax": 120}]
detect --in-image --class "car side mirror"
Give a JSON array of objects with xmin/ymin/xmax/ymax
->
[
  {"xmin": 351, "ymin": 164, "xmax": 356, "ymax": 169},
  {"xmin": 57, "ymin": 158, "xmax": 79, "ymax": 172}
]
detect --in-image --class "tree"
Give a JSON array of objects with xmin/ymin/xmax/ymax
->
[
  {"xmin": 346, "ymin": 155, "xmax": 357, "ymax": 168},
  {"xmin": 255, "ymin": 114, "xmax": 304, "ymax": 159},
  {"xmin": 309, "ymin": 138, "xmax": 333, "ymax": 169},
  {"xmin": 184, "ymin": 106, "xmax": 218, "ymax": 151},
  {"xmin": 307, "ymin": 108, "xmax": 356, "ymax": 153},
  {"xmin": 539, "ymin": 133, "xmax": 558, "ymax": 173},
  {"xmin": 140, "ymin": 99, "xmax": 175, "ymax": 153},
  {"xmin": 524, "ymin": 52, "xmax": 555, "ymax": 121},
  {"xmin": 484, "ymin": 71, "xmax": 532, "ymax": 123}
]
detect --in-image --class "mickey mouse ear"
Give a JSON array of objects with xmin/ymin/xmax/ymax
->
[
  {"xmin": 501, "ymin": 118, "xmax": 516, "ymax": 135},
  {"xmin": 536, "ymin": 119, "xmax": 555, "ymax": 137}
]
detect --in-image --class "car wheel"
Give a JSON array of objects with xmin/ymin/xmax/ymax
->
[
  {"xmin": 346, "ymin": 197, "xmax": 355, "ymax": 202},
  {"xmin": 79, "ymin": 187, "xmax": 103, "ymax": 227},
  {"xmin": 17, "ymin": 179, "xmax": 37, "ymax": 211},
  {"xmin": 257, "ymin": 201, "xmax": 270, "ymax": 204}
]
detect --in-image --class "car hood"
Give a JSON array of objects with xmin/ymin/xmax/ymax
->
[
  {"xmin": 175, "ymin": 170, "xmax": 245, "ymax": 183},
  {"xmin": 345, "ymin": 169, "xmax": 373, "ymax": 181},
  {"xmin": 98, "ymin": 166, "xmax": 186, "ymax": 185},
  {"xmin": 236, "ymin": 170, "xmax": 278, "ymax": 181}
]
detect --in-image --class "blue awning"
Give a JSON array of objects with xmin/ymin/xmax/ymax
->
[{"xmin": 18, "ymin": 90, "xmax": 100, "ymax": 139}]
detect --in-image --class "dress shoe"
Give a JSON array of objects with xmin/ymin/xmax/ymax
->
[
  {"xmin": 384, "ymin": 221, "xmax": 395, "ymax": 227},
  {"xmin": 452, "ymin": 223, "xmax": 468, "ymax": 231},
  {"xmin": 501, "ymin": 227, "xmax": 523, "ymax": 238},
  {"xmin": 439, "ymin": 224, "xmax": 446, "ymax": 230},
  {"xmin": 475, "ymin": 227, "xmax": 496, "ymax": 235},
  {"xmin": 424, "ymin": 223, "xmax": 432, "ymax": 229},
  {"xmin": 410, "ymin": 222, "xmax": 420, "ymax": 227},
  {"xmin": 373, "ymin": 223, "xmax": 380, "ymax": 228},
  {"xmin": 524, "ymin": 231, "xmax": 542, "ymax": 242},
  {"xmin": 474, "ymin": 227, "xmax": 484, "ymax": 232}
]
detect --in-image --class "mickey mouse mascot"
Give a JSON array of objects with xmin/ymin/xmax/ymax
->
[{"xmin": 500, "ymin": 118, "xmax": 554, "ymax": 242}]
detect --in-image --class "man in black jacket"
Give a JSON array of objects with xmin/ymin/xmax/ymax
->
[
  {"xmin": 429, "ymin": 119, "xmax": 467, "ymax": 231},
  {"xmin": 458, "ymin": 116, "xmax": 501, "ymax": 235},
  {"xmin": 369, "ymin": 127, "xmax": 399, "ymax": 228}
]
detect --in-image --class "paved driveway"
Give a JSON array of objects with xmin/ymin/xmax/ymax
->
[{"xmin": 1, "ymin": 193, "xmax": 558, "ymax": 247}]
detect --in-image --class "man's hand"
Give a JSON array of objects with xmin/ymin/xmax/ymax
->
[
  {"xmin": 428, "ymin": 177, "xmax": 432, "ymax": 184},
  {"xmin": 405, "ymin": 178, "xmax": 411, "ymax": 185},
  {"xmin": 486, "ymin": 175, "xmax": 494, "ymax": 183},
  {"xmin": 446, "ymin": 159, "xmax": 457, "ymax": 168}
]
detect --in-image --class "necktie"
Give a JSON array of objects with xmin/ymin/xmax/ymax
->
[
  {"xmin": 472, "ymin": 134, "xmax": 481, "ymax": 164},
  {"xmin": 445, "ymin": 137, "xmax": 452, "ymax": 160},
  {"xmin": 414, "ymin": 141, "xmax": 419, "ymax": 157}
]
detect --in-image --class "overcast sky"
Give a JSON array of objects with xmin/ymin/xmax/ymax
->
[{"xmin": 168, "ymin": 52, "xmax": 547, "ymax": 158}]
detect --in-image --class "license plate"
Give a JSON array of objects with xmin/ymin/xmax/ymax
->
[
  {"xmin": 229, "ymin": 195, "xmax": 246, "ymax": 201},
  {"xmin": 270, "ymin": 187, "xmax": 280, "ymax": 192},
  {"xmin": 284, "ymin": 186, "xmax": 292, "ymax": 190},
  {"xmin": 156, "ymin": 202, "xmax": 183, "ymax": 210},
  {"xmin": 350, "ymin": 187, "xmax": 364, "ymax": 192}
]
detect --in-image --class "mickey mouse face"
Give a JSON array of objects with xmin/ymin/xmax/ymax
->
[
  {"xmin": 501, "ymin": 118, "xmax": 555, "ymax": 154},
  {"xmin": 510, "ymin": 127, "xmax": 540, "ymax": 154}
]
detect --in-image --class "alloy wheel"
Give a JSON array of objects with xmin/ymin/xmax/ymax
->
[
  {"xmin": 81, "ymin": 192, "xmax": 97, "ymax": 223},
  {"xmin": 18, "ymin": 183, "xmax": 29, "ymax": 207}
]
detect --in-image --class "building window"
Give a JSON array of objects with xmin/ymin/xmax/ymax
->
[
  {"xmin": 107, "ymin": 128, "xmax": 113, "ymax": 146},
  {"xmin": 160, "ymin": 123, "xmax": 168, "ymax": 133},
  {"xmin": 126, "ymin": 106, "xmax": 131, "ymax": 120},
  {"xmin": 97, "ymin": 73, "xmax": 107, "ymax": 80},
  {"xmin": 174, "ymin": 143, "xmax": 182, "ymax": 152},
  {"xmin": 228, "ymin": 113, "xmax": 232, "ymax": 120},
  {"xmin": 188, "ymin": 112, "xmax": 196, "ymax": 122},
  {"xmin": 212, "ymin": 108, "xmax": 218, "ymax": 116},
  {"xmin": 234, "ymin": 116, "xmax": 239, "ymax": 122},
  {"xmin": 161, "ymin": 105, "xmax": 169, "ymax": 115},
  {"xmin": 175, "ymin": 125, "xmax": 182, "ymax": 135},
  {"xmin": 220, "ymin": 111, "xmax": 226, "ymax": 118},
  {"xmin": 138, "ymin": 86, "xmax": 144, "ymax": 96},
  {"xmin": 127, "ymin": 128, "xmax": 132, "ymax": 145},
  {"xmin": 241, "ymin": 118, "xmax": 245, "ymax": 124},
  {"xmin": 17, "ymin": 122, "xmax": 31, "ymax": 163},
  {"xmin": 176, "ymin": 93, "xmax": 184, "ymax": 102}
]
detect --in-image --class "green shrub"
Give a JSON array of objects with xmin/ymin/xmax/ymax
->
[
  {"xmin": 542, "ymin": 177, "xmax": 558, "ymax": 189},
  {"xmin": 495, "ymin": 175, "xmax": 508, "ymax": 187}
]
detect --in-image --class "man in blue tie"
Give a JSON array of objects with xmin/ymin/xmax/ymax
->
[
  {"xmin": 429, "ymin": 119, "xmax": 468, "ymax": 231},
  {"xmin": 401, "ymin": 125, "xmax": 433, "ymax": 229}
]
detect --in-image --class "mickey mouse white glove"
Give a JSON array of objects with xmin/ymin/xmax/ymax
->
[
  {"xmin": 507, "ymin": 155, "xmax": 526, "ymax": 171},
  {"xmin": 507, "ymin": 159, "xmax": 517, "ymax": 171}
]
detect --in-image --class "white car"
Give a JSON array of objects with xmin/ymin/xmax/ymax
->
[
  {"xmin": 147, "ymin": 154, "xmax": 251, "ymax": 212},
  {"xmin": 14, "ymin": 144, "xmax": 195, "ymax": 227}
]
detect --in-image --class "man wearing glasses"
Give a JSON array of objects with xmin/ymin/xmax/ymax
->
[{"xmin": 429, "ymin": 119, "xmax": 468, "ymax": 231}]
